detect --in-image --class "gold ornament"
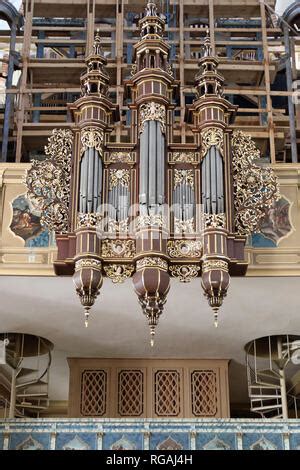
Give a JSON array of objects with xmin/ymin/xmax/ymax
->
[
  {"xmin": 136, "ymin": 257, "xmax": 168, "ymax": 271},
  {"xmin": 202, "ymin": 259, "xmax": 229, "ymax": 273},
  {"xmin": 80, "ymin": 127, "xmax": 104, "ymax": 154},
  {"xmin": 174, "ymin": 217, "xmax": 195, "ymax": 234},
  {"xmin": 107, "ymin": 152, "xmax": 134, "ymax": 164},
  {"xmin": 139, "ymin": 102, "xmax": 166, "ymax": 134},
  {"xmin": 231, "ymin": 131, "xmax": 280, "ymax": 235},
  {"xmin": 203, "ymin": 213, "xmax": 226, "ymax": 229},
  {"xmin": 174, "ymin": 169, "xmax": 194, "ymax": 189},
  {"xmin": 104, "ymin": 264, "xmax": 135, "ymax": 283},
  {"xmin": 109, "ymin": 169, "xmax": 130, "ymax": 189},
  {"xmin": 136, "ymin": 214, "xmax": 166, "ymax": 229},
  {"xmin": 170, "ymin": 152, "xmax": 198, "ymax": 164},
  {"xmin": 26, "ymin": 128, "xmax": 73, "ymax": 233},
  {"xmin": 167, "ymin": 240, "xmax": 202, "ymax": 258},
  {"xmin": 77, "ymin": 212, "xmax": 103, "ymax": 228},
  {"xmin": 102, "ymin": 239, "xmax": 135, "ymax": 258},
  {"xmin": 169, "ymin": 264, "xmax": 200, "ymax": 282},
  {"xmin": 201, "ymin": 127, "xmax": 224, "ymax": 159}
]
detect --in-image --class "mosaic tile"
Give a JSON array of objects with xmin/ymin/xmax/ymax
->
[
  {"xmin": 55, "ymin": 433, "xmax": 97, "ymax": 450},
  {"xmin": 9, "ymin": 433, "xmax": 51, "ymax": 450},
  {"xmin": 242, "ymin": 433, "xmax": 284, "ymax": 450},
  {"xmin": 150, "ymin": 433, "xmax": 190, "ymax": 450},
  {"xmin": 103, "ymin": 433, "xmax": 143, "ymax": 450},
  {"xmin": 196, "ymin": 433, "xmax": 237, "ymax": 450}
]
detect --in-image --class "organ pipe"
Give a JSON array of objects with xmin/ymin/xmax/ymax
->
[{"xmin": 201, "ymin": 145, "xmax": 224, "ymax": 214}]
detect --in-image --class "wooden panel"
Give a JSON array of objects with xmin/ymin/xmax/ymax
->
[{"xmin": 67, "ymin": 358, "xmax": 230, "ymax": 418}]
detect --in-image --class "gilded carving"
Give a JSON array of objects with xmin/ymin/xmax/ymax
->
[
  {"xmin": 169, "ymin": 264, "xmax": 200, "ymax": 282},
  {"xmin": 81, "ymin": 127, "xmax": 104, "ymax": 154},
  {"xmin": 75, "ymin": 258, "xmax": 102, "ymax": 271},
  {"xmin": 108, "ymin": 152, "xmax": 134, "ymax": 164},
  {"xmin": 136, "ymin": 257, "xmax": 168, "ymax": 271},
  {"xmin": 231, "ymin": 131, "xmax": 280, "ymax": 236},
  {"xmin": 202, "ymin": 259, "xmax": 229, "ymax": 273},
  {"xmin": 77, "ymin": 212, "xmax": 103, "ymax": 228},
  {"xmin": 104, "ymin": 264, "xmax": 135, "ymax": 283},
  {"xmin": 102, "ymin": 239, "xmax": 135, "ymax": 258},
  {"xmin": 167, "ymin": 240, "xmax": 202, "ymax": 258},
  {"xmin": 170, "ymin": 152, "xmax": 198, "ymax": 164},
  {"xmin": 107, "ymin": 217, "xmax": 129, "ymax": 234},
  {"xmin": 139, "ymin": 102, "xmax": 166, "ymax": 134},
  {"xmin": 201, "ymin": 127, "xmax": 224, "ymax": 158},
  {"xmin": 203, "ymin": 213, "xmax": 226, "ymax": 229},
  {"xmin": 136, "ymin": 214, "xmax": 166, "ymax": 229},
  {"xmin": 174, "ymin": 217, "xmax": 194, "ymax": 234},
  {"xmin": 174, "ymin": 169, "xmax": 194, "ymax": 189},
  {"xmin": 26, "ymin": 128, "xmax": 73, "ymax": 233},
  {"xmin": 109, "ymin": 169, "xmax": 130, "ymax": 189}
]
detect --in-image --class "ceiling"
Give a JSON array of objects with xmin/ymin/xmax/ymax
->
[{"xmin": 0, "ymin": 275, "xmax": 299, "ymax": 404}]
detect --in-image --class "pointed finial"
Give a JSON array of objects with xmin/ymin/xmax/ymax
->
[
  {"xmin": 203, "ymin": 28, "xmax": 212, "ymax": 57},
  {"xmin": 146, "ymin": 0, "xmax": 158, "ymax": 17},
  {"xmin": 150, "ymin": 325, "xmax": 155, "ymax": 347},
  {"xmin": 84, "ymin": 307, "xmax": 90, "ymax": 328},
  {"xmin": 213, "ymin": 308, "xmax": 218, "ymax": 328},
  {"xmin": 93, "ymin": 28, "xmax": 102, "ymax": 55}
]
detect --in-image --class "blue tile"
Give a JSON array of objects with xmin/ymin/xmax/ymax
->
[
  {"xmin": 55, "ymin": 433, "xmax": 97, "ymax": 450},
  {"xmin": 289, "ymin": 434, "xmax": 300, "ymax": 450},
  {"xmin": 9, "ymin": 433, "xmax": 50, "ymax": 450},
  {"xmin": 103, "ymin": 433, "xmax": 143, "ymax": 450},
  {"xmin": 196, "ymin": 432, "xmax": 237, "ymax": 450},
  {"xmin": 242, "ymin": 433, "xmax": 283, "ymax": 450},
  {"xmin": 150, "ymin": 433, "xmax": 190, "ymax": 450}
]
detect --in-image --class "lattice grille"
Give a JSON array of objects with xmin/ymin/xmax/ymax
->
[
  {"xmin": 118, "ymin": 369, "xmax": 144, "ymax": 416},
  {"xmin": 80, "ymin": 370, "xmax": 107, "ymax": 416},
  {"xmin": 154, "ymin": 370, "xmax": 181, "ymax": 416},
  {"xmin": 191, "ymin": 370, "xmax": 217, "ymax": 416}
]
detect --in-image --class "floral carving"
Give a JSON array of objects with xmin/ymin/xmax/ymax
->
[
  {"xmin": 136, "ymin": 214, "xmax": 166, "ymax": 229},
  {"xmin": 167, "ymin": 240, "xmax": 202, "ymax": 258},
  {"xmin": 174, "ymin": 217, "xmax": 194, "ymax": 234},
  {"xmin": 136, "ymin": 257, "xmax": 168, "ymax": 271},
  {"xmin": 26, "ymin": 128, "xmax": 73, "ymax": 233},
  {"xmin": 201, "ymin": 127, "xmax": 224, "ymax": 159},
  {"xmin": 109, "ymin": 169, "xmax": 130, "ymax": 189},
  {"xmin": 203, "ymin": 213, "xmax": 226, "ymax": 229},
  {"xmin": 170, "ymin": 152, "xmax": 198, "ymax": 164},
  {"xmin": 169, "ymin": 264, "xmax": 200, "ymax": 282},
  {"xmin": 174, "ymin": 169, "xmax": 194, "ymax": 189},
  {"xmin": 107, "ymin": 152, "xmax": 134, "ymax": 164},
  {"xmin": 231, "ymin": 131, "xmax": 280, "ymax": 235},
  {"xmin": 81, "ymin": 127, "xmax": 104, "ymax": 154},
  {"xmin": 104, "ymin": 264, "xmax": 135, "ymax": 283},
  {"xmin": 102, "ymin": 239, "xmax": 135, "ymax": 258},
  {"xmin": 77, "ymin": 212, "xmax": 103, "ymax": 228},
  {"xmin": 139, "ymin": 102, "xmax": 166, "ymax": 134}
]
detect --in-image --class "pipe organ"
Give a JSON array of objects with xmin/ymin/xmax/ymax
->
[{"xmin": 26, "ymin": 2, "xmax": 279, "ymax": 343}]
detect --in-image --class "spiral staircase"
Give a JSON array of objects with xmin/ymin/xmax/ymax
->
[
  {"xmin": 0, "ymin": 333, "xmax": 53, "ymax": 418},
  {"xmin": 245, "ymin": 335, "xmax": 300, "ymax": 419}
]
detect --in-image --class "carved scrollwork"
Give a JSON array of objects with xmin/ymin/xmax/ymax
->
[
  {"xmin": 102, "ymin": 239, "xmax": 135, "ymax": 258},
  {"xmin": 136, "ymin": 257, "xmax": 168, "ymax": 271},
  {"xmin": 231, "ymin": 131, "xmax": 280, "ymax": 236},
  {"xmin": 174, "ymin": 169, "xmax": 194, "ymax": 189},
  {"xmin": 139, "ymin": 102, "xmax": 166, "ymax": 134},
  {"xmin": 201, "ymin": 127, "xmax": 224, "ymax": 159},
  {"xmin": 81, "ymin": 127, "xmax": 104, "ymax": 154},
  {"xmin": 202, "ymin": 259, "xmax": 229, "ymax": 273},
  {"xmin": 77, "ymin": 212, "xmax": 103, "ymax": 228},
  {"xmin": 107, "ymin": 217, "xmax": 129, "ymax": 234},
  {"xmin": 108, "ymin": 152, "xmax": 134, "ymax": 164},
  {"xmin": 203, "ymin": 213, "xmax": 226, "ymax": 229},
  {"xmin": 169, "ymin": 264, "xmax": 200, "ymax": 282},
  {"xmin": 26, "ymin": 128, "xmax": 73, "ymax": 233},
  {"xmin": 174, "ymin": 217, "xmax": 195, "ymax": 234},
  {"xmin": 109, "ymin": 169, "xmax": 130, "ymax": 189},
  {"xmin": 170, "ymin": 152, "xmax": 198, "ymax": 164},
  {"xmin": 167, "ymin": 240, "xmax": 202, "ymax": 258},
  {"xmin": 104, "ymin": 264, "xmax": 135, "ymax": 283},
  {"xmin": 136, "ymin": 214, "xmax": 166, "ymax": 229},
  {"xmin": 75, "ymin": 258, "xmax": 102, "ymax": 271}
]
